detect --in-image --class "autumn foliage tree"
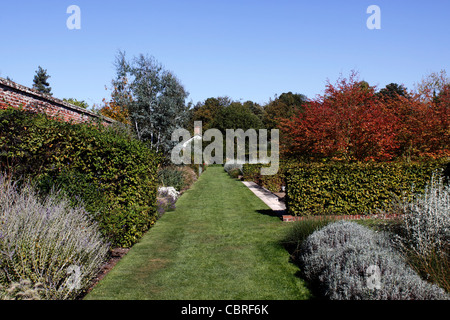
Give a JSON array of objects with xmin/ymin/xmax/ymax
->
[
  {"xmin": 100, "ymin": 53, "xmax": 132, "ymax": 125},
  {"xmin": 385, "ymin": 85, "xmax": 450, "ymax": 159},
  {"xmin": 279, "ymin": 72, "xmax": 450, "ymax": 162},
  {"xmin": 99, "ymin": 80, "xmax": 132, "ymax": 125},
  {"xmin": 280, "ymin": 72, "xmax": 399, "ymax": 161}
]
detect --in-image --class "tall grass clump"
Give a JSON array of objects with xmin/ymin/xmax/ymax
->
[
  {"xmin": 0, "ymin": 173, "xmax": 109, "ymax": 300},
  {"xmin": 0, "ymin": 279, "xmax": 44, "ymax": 300},
  {"xmin": 299, "ymin": 221, "xmax": 449, "ymax": 300},
  {"xmin": 394, "ymin": 172, "xmax": 449, "ymax": 292}
]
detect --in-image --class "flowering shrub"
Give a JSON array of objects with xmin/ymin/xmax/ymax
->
[
  {"xmin": 156, "ymin": 186, "xmax": 179, "ymax": 217},
  {"xmin": 158, "ymin": 186, "xmax": 180, "ymax": 201},
  {"xmin": 0, "ymin": 173, "xmax": 109, "ymax": 300},
  {"xmin": 300, "ymin": 221, "xmax": 449, "ymax": 300}
]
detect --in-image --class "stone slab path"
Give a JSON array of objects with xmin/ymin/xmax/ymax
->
[{"xmin": 242, "ymin": 181, "xmax": 286, "ymax": 212}]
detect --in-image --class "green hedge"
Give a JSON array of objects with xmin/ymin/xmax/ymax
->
[
  {"xmin": 0, "ymin": 108, "xmax": 160, "ymax": 247},
  {"xmin": 242, "ymin": 159, "xmax": 299, "ymax": 192},
  {"xmin": 242, "ymin": 163, "xmax": 261, "ymax": 183},
  {"xmin": 285, "ymin": 160, "xmax": 449, "ymax": 217}
]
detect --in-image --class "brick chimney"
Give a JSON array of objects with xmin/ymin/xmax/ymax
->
[{"xmin": 194, "ymin": 121, "xmax": 202, "ymax": 136}]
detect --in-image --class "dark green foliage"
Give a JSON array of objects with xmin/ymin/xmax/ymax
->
[
  {"xmin": 157, "ymin": 167, "xmax": 186, "ymax": 191},
  {"xmin": 191, "ymin": 97, "xmax": 232, "ymax": 131},
  {"xmin": 243, "ymin": 101, "xmax": 265, "ymax": 122},
  {"xmin": 243, "ymin": 163, "xmax": 281, "ymax": 192},
  {"xmin": 63, "ymin": 98, "xmax": 90, "ymax": 109},
  {"xmin": 242, "ymin": 159, "xmax": 300, "ymax": 192},
  {"xmin": 35, "ymin": 169, "xmax": 108, "ymax": 223},
  {"xmin": 211, "ymin": 102, "xmax": 264, "ymax": 133},
  {"xmin": 191, "ymin": 97, "xmax": 266, "ymax": 135},
  {"xmin": 377, "ymin": 83, "xmax": 408, "ymax": 100},
  {"xmin": 32, "ymin": 66, "xmax": 52, "ymax": 95},
  {"xmin": 263, "ymin": 92, "xmax": 307, "ymax": 129},
  {"xmin": 0, "ymin": 108, "xmax": 160, "ymax": 247},
  {"xmin": 285, "ymin": 160, "xmax": 449, "ymax": 216},
  {"xmin": 242, "ymin": 163, "xmax": 261, "ymax": 181},
  {"xmin": 228, "ymin": 168, "xmax": 241, "ymax": 179}
]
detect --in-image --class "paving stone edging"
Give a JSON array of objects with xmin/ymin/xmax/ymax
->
[{"xmin": 242, "ymin": 181, "xmax": 286, "ymax": 212}]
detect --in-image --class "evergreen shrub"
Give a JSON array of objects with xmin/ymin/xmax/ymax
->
[{"xmin": 0, "ymin": 108, "xmax": 160, "ymax": 247}]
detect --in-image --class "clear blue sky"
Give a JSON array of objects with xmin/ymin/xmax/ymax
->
[{"xmin": 1, "ymin": 0, "xmax": 449, "ymax": 107}]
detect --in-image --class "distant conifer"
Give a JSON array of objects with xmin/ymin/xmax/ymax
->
[{"xmin": 32, "ymin": 66, "xmax": 52, "ymax": 95}]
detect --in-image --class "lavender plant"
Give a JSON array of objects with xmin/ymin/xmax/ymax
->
[
  {"xmin": 300, "ymin": 221, "xmax": 449, "ymax": 300},
  {"xmin": 0, "ymin": 173, "xmax": 109, "ymax": 300}
]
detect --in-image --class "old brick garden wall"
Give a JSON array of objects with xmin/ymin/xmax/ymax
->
[{"xmin": 0, "ymin": 77, "xmax": 114, "ymax": 125}]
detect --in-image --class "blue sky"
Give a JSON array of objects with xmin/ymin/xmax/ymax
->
[{"xmin": 0, "ymin": 0, "xmax": 449, "ymax": 107}]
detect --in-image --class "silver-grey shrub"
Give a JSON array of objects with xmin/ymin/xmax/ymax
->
[
  {"xmin": 0, "ymin": 174, "xmax": 109, "ymax": 300},
  {"xmin": 397, "ymin": 173, "xmax": 449, "ymax": 257},
  {"xmin": 392, "ymin": 172, "xmax": 449, "ymax": 292},
  {"xmin": 300, "ymin": 221, "xmax": 449, "ymax": 300}
]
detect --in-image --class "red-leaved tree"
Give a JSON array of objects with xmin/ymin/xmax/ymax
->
[
  {"xmin": 279, "ymin": 72, "xmax": 399, "ymax": 161},
  {"xmin": 384, "ymin": 86, "xmax": 450, "ymax": 159},
  {"xmin": 279, "ymin": 72, "xmax": 450, "ymax": 161}
]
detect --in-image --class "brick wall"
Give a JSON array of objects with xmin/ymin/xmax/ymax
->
[{"xmin": 0, "ymin": 77, "xmax": 114, "ymax": 125}]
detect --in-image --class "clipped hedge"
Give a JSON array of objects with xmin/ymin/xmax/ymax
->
[
  {"xmin": 285, "ymin": 160, "xmax": 449, "ymax": 216},
  {"xmin": 242, "ymin": 159, "xmax": 299, "ymax": 192},
  {"xmin": 242, "ymin": 163, "xmax": 260, "ymax": 183},
  {"xmin": 0, "ymin": 108, "xmax": 160, "ymax": 247}
]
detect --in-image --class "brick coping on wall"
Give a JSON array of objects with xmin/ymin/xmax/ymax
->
[{"xmin": 0, "ymin": 77, "xmax": 115, "ymax": 125}]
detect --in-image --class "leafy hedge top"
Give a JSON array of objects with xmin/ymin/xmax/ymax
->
[{"xmin": 285, "ymin": 160, "xmax": 449, "ymax": 217}]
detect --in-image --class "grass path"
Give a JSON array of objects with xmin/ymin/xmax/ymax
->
[{"xmin": 85, "ymin": 167, "xmax": 310, "ymax": 300}]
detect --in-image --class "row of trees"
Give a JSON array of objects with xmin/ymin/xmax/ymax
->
[
  {"xmin": 30, "ymin": 55, "xmax": 449, "ymax": 162},
  {"xmin": 186, "ymin": 91, "xmax": 307, "ymax": 133},
  {"xmin": 99, "ymin": 52, "xmax": 309, "ymax": 155},
  {"xmin": 280, "ymin": 71, "xmax": 450, "ymax": 161}
]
